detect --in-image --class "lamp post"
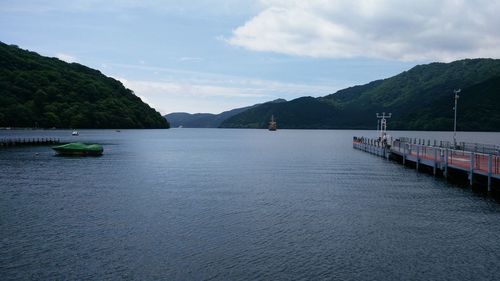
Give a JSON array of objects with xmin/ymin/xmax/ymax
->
[
  {"xmin": 453, "ymin": 89, "xmax": 461, "ymax": 148},
  {"xmin": 376, "ymin": 112, "xmax": 391, "ymax": 139},
  {"xmin": 376, "ymin": 114, "xmax": 380, "ymax": 135}
]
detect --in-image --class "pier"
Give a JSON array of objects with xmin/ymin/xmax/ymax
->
[
  {"xmin": 0, "ymin": 137, "xmax": 60, "ymax": 147},
  {"xmin": 353, "ymin": 136, "xmax": 500, "ymax": 192}
]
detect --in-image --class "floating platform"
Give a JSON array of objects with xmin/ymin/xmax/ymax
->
[{"xmin": 353, "ymin": 137, "xmax": 500, "ymax": 192}]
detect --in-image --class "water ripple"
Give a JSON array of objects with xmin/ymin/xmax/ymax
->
[{"xmin": 1, "ymin": 129, "xmax": 500, "ymax": 280}]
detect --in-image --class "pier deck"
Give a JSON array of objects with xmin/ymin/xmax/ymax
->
[
  {"xmin": 353, "ymin": 137, "xmax": 500, "ymax": 191},
  {"xmin": 0, "ymin": 137, "xmax": 60, "ymax": 147}
]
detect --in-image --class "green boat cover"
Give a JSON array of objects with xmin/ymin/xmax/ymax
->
[{"xmin": 52, "ymin": 142, "xmax": 103, "ymax": 155}]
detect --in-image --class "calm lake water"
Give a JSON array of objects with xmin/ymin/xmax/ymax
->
[{"xmin": 1, "ymin": 129, "xmax": 500, "ymax": 280}]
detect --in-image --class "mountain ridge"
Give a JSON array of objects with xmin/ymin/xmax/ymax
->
[
  {"xmin": 164, "ymin": 99, "xmax": 286, "ymax": 128},
  {"xmin": 220, "ymin": 59, "xmax": 500, "ymax": 131}
]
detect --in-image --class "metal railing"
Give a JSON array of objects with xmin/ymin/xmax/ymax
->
[
  {"xmin": 0, "ymin": 137, "xmax": 60, "ymax": 147},
  {"xmin": 391, "ymin": 139, "xmax": 500, "ymax": 175},
  {"xmin": 396, "ymin": 137, "xmax": 500, "ymax": 155}
]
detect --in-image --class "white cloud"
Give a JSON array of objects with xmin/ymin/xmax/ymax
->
[
  {"xmin": 117, "ymin": 78, "xmax": 266, "ymax": 114},
  {"xmin": 56, "ymin": 53, "xmax": 77, "ymax": 63},
  {"xmin": 179, "ymin": 57, "xmax": 204, "ymax": 62},
  {"xmin": 228, "ymin": 0, "xmax": 500, "ymax": 61},
  {"xmin": 0, "ymin": 0, "xmax": 260, "ymax": 17},
  {"xmin": 115, "ymin": 72, "xmax": 336, "ymax": 114},
  {"xmin": 120, "ymin": 79, "xmax": 267, "ymax": 99}
]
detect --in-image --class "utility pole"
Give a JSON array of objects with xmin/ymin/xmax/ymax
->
[
  {"xmin": 376, "ymin": 112, "xmax": 392, "ymax": 139},
  {"xmin": 453, "ymin": 89, "xmax": 461, "ymax": 148}
]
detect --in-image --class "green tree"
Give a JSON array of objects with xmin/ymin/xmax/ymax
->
[{"xmin": 0, "ymin": 41, "xmax": 169, "ymax": 129}]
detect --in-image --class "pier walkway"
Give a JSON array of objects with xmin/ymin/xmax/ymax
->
[
  {"xmin": 353, "ymin": 137, "xmax": 500, "ymax": 191},
  {"xmin": 0, "ymin": 137, "xmax": 60, "ymax": 147}
]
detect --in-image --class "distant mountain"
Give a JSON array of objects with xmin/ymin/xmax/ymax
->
[
  {"xmin": 0, "ymin": 42, "xmax": 169, "ymax": 129},
  {"xmin": 164, "ymin": 99, "xmax": 286, "ymax": 128},
  {"xmin": 165, "ymin": 113, "xmax": 215, "ymax": 128},
  {"xmin": 220, "ymin": 59, "xmax": 500, "ymax": 131}
]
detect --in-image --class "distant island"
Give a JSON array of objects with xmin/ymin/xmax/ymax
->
[
  {"xmin": 0, "ymin": 42, "xmax": 169, "ymax": 129},
  {"xmin": 167, "ymin": 59, "xmax": 500, "ymax": 131}
]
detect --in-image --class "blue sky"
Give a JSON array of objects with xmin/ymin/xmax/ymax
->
[{"xmin": 2, "ymin": 0, "xmax": 500, "ymax": 114}]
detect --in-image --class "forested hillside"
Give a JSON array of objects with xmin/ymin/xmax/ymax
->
[
  {"xmin": 221, "ymin": 59, "xmax": 500, "ymax": 131},
  {"xmin": 0, "ymin": 42, "xmax": 169, "ymax": 128}
]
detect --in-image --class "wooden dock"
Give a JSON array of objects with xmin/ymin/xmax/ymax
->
[
  {"xmin": 353, "ymin": 136, "xmax": 500, "ymax": 192},
  {"xmin": 0, "ymin": 137, "xmax": 60, "ymax": 147}
]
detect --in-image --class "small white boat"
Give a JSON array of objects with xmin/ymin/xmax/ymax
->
[{"xmin": 72, "ymin": 130, "xmax": 79, "ymax": 136}]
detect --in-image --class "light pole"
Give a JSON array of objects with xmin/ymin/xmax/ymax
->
[
  {"xmin": 453, "ymin": 89, "xmax": 461, "ymax": 147},
  {"xmin": 376, "ymin": 112, "xmax": 392, "ymax": 139},
  {"xmin": 376, "ymin": 114, "xmax": 380, "ymax": 135}
]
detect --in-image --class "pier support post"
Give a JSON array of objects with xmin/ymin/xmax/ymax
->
[
  {"xmin": 488, "ymin": 154, "xmax": 492, "ymax": 192},
  {"xmin": 433, "ymin": 148, "xmax": 437, "ymax": 175},
  {"xmin": 444, "ymin": 149, "xmax": 449, "ymax": 178},
  {"xmin": 469, "ymin": 152, "xmax": 475, "ymax": 186},
  {"xmin": 403, "ymin": 144, "xmax": 407, "ymax": 165},
  {"xmin": 416, "ymin": 145, "xmax": 420, "ymax": 171}
]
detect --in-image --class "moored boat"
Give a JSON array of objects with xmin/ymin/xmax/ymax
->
[
  {"xmin": 52, "ymin": 142, "xmax": 103, "ymax": 156},
  {"xmin": 72, "ymin": 130, "xmax": 79, "ymax": 136}
]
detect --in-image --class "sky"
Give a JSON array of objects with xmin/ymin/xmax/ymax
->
[{"xmin": 1, "ymin": 0, "xmax": 500, "ymax": 114}]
